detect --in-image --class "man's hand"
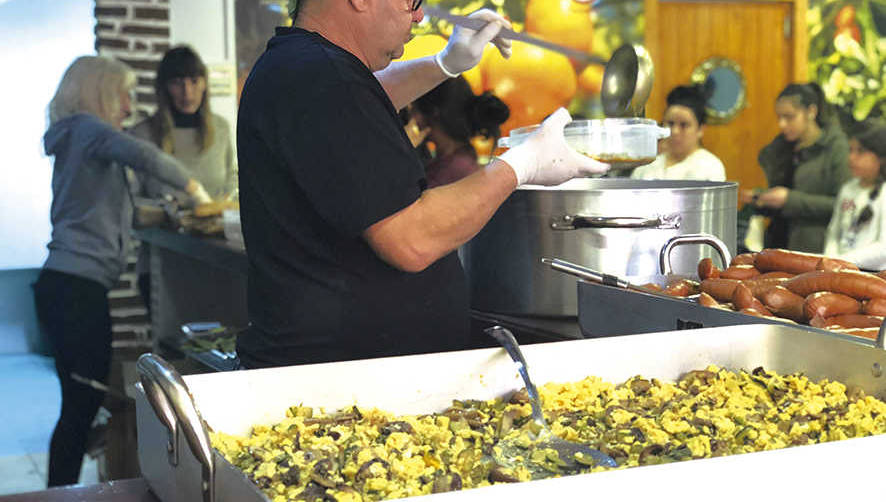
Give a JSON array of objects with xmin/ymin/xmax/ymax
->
[
  {"xmin": 437, "ymin": 9, "xmax": 512, "ymax": 76},
  {"xmin": 498, "ymin": 108, "xmax": 610, "ymax": 186}
]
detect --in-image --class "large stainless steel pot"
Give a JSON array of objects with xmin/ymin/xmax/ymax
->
[{"xmin": 460, "ymin": 178, "xmax": 738, "ymax": 317}]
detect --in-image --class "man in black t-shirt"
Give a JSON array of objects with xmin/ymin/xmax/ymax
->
[{"xmin": 235, "ymin": 0, "xmax": 611, "ymax": 368}]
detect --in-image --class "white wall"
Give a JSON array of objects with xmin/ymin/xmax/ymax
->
[{"xmin": 0, "ymin": 0, "xmax": 95, "ymax": 270}]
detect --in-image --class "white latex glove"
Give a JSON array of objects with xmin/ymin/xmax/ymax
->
[
  {"xmin": 189, "ymin": 180, "xmax": 213, "ymax": 205},
  {"xmin": 436, "ymin": 9, "xmax": 512, "ymax": 77},
  {"xmin": 498, "ymin": 108, "xmax": 611, "ymax": 186}
]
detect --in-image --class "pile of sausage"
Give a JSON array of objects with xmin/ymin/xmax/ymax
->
[{"xmin": 651, "ymin": 249, "xmax": 886, "ymax": 340}]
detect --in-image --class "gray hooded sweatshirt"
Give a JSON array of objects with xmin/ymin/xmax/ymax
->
[{"xmin": 43, "ymin": 113, "xmax": 190, "ymax": 288}]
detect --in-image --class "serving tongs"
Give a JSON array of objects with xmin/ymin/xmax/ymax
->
[
  {"xmin": 485, "ymin": 326, "xmax": 617, "ymax": 477},
  {"xmin": 543, "ymin": 233, "xmax": 733, "ymax": 298},
  {"xmin": 542, "ymin": 257, "xmax": 687, "ymax": 302}
]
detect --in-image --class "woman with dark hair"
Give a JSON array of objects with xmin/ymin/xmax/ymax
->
[
  {"xmin": 630, "ymin": 84, "xmax": 725, "ymax": 181},
  {"xmin": 742, "ymin": 82, "xmax": 851, "ymax": 252},
  {"xmin": 408, "ymin": 76, "xmax": 509, "ymax": 188},
  {"xmin": 131, "ymin": 46, "xmax": 236, "ymax": 308},
  {"xmin": 35, "ymin": 55, "xmax": 210, "ymax": 487},
  {"xmin": 824, "ymin": 121, "xmax": 886, "ymax": 269}
]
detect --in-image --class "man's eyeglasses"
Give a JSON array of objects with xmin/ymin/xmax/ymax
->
[{"xmin": 411, "ymin": 0, "xmax": 422, "ymax": 12}]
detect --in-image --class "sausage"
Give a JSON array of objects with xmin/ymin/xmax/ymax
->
[
  {"xmin": 803, "ymin": 291, "xmax": 861, "ymax": 320},
  {"xmin": 719, "ymin": 265, "xmax": 761, "ymax": 280},
  {"xmin": 808, "ymin": 314, "xmax": 829, "ymax": 329},
  {"xmin": 697, "ymin": 291, "xmax": 724, "ymax": 309},
  {"xmin": 826, "ymin": 326, "xmax": 880, "ymax": 340},
  {"xmin": 663, "ymin": 279, "xmax": 699, "ymax": 297},
  {"xmin": 697, "ymin": 258, "xmax": 720, "ymax": 281},
  {"xmin": 743, "ymin": 275, "xmax": 792, "ymax": 297},
  {"xmin": 820, "ymin": 314, "xmax": 884, "ymax": 329},
  {"xmin": 816, "ymin": 257, "xmax": 860, "ymax": 272},
  {"xmin": 785, "ymin": 270, "xmax": 886, "ymax": 300},
  {"xmin": 638, "ymin": 282, "xmax": 663, "ymax": 293},
  {"xmin": 862, "ymin": 298, "xmax": 886, "ymax": 316},
  {"xmin": 700, "ymin": 278, "xmax": 741, "ymax": 302},
  {"xmin": 754, "ymin": 248, "xmax": 847, "ymax": 274},
  {"xmin": 732, "ymin": 283, "xmax": 772, "ymax": 315},
  {"xmin": 730, "ymin": 253, "xmax": 757, "ymax": 267},
  {"xmin": 759, "ymin": 286, "xmax": 806, "ymax": 323},
  {"xmin": 755, "ymin": 271, "xmax": 796, "ymax": 280},
  {"xmin": 739, "ymin": 308, "xmax": 793, "ymax": 322}
]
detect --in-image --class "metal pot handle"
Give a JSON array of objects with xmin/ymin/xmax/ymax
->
[
  {"xmin": 137, "ymin": 353, "xmax": 215, "ymax": 502},
  {"xmin": 659, "ymin": 233, "xmax": 732, "ymax": 276},
  {"xmin": 551, "ymin": 213, "xmax": 681, "ymax": 230}
]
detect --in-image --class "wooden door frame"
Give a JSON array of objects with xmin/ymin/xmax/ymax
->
[{"xmin": 644, "ymin": 0, "xmax": 808, "ymax": 84}]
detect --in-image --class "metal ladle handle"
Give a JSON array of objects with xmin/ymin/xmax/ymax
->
[
  {"xmin": 485, "ymin": 326, "xmax": 547, "ymax": 429},
  {"xmin": 137, "ymin": 353, "xmax": 215, "ymax": 502}
]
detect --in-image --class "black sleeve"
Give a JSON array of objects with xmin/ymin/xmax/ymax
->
[{"xmin": 274, "ymin": 82, "xmax": 423, "ymax": 237}]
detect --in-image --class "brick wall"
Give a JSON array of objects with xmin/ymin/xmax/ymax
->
[
  {"xmin": 95, "ymin": 0, "xmax": 171, "ymax": 346},
  {"xmin": 95, "ymin": 0, "xmax": 170, "ymax": 120}
]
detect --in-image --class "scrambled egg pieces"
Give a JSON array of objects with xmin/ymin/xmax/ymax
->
[{"xmin": 211, "ymin": 366, "xmax": 886, "ymax": 501}]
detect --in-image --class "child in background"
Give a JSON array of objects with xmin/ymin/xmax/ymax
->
[{"xmin": 823, "ymin": 122, "xmax": 886, "ymax": 269}]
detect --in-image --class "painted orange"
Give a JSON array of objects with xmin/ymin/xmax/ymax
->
[
  {"xmin": 524, "ymin": 0, "xmax": 595, "ymax": 53},
  {"xmin": 482, "ymin": 40, "xmax": 577, "ymax": 134}
]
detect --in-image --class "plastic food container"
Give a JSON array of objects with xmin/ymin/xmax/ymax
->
[{"xmin": 497, "ymin": 118, "xmax": 670, "ymax": 169}]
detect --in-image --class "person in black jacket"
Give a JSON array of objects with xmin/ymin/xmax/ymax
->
[{"xmin": 741, "ymin": 83, "xmax": 850, "ymax": 252}]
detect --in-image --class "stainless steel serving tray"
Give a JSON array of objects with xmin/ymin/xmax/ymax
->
[
  {"xmin": 135, "ymin": 324, "xmax": 886, "ymax": 502},
  {"xmin": 576, "ymin": 278, "xmax": 845, "ymax": 338}
]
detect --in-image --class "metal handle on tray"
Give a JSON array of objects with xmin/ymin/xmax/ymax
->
[
  {"xmin": 541, "ymin": 257, "xmax": 630, "ymax": 289},
  {"xmin": 551, "ymin": 213, "xmax": 681, "ymax": 231},
  {"xmin": 659, "ymin": 233, "xmax": 732, "ymax": 276},
  {"xmin": 137, "ymin": 353, "xmax": 215, "ymax": 502}
]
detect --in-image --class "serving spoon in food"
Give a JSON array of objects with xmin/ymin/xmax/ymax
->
[{"xmin": 485, "ymin": 325, "xmax": 617, "ymax": 477}]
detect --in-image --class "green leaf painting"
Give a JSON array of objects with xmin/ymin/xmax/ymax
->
[{"xmin": 808, "ymin": 0, "xmax": 885, "ymax": 124}]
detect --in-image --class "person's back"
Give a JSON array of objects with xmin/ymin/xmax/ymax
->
[{"xmin": 236, "ymin": 28, "xmax": 469, "ymax": 368}]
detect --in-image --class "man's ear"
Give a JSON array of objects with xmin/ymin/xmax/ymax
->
[{"xmin": 349, "ymin": 0, "xmax": 370, "ymax": 13}]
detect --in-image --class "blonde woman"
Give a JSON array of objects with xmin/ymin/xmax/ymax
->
[{"xmin": 33, "ymin": 55, "xmax": 210, "ymax": 487}]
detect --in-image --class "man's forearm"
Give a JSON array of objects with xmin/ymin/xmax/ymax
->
[
  {"xmin": 364, "ymin": 159, "xmax": 518, "ymax": 272},
  {"xmin": 374, "ymin": 56, "xmax": 450, "ymax": 111}
]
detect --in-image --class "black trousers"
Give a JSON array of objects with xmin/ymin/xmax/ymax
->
[{"xmin": 33, "ymin": 269, "xmax": 112, "ymax": 487}]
